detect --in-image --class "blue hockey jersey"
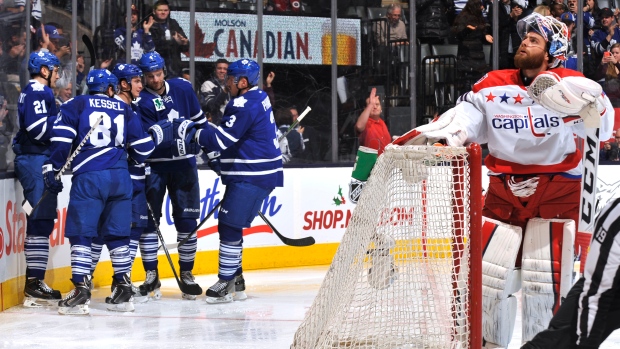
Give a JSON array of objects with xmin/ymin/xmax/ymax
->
[
  {"xmin": 195, "ymin": 86, "xmax": 283, "ymax": 189},
  {"xmin": 137, "ymin": 77, "xmax": 206, "ymax": 169},
  {"xmin": 13, "ymin": 80, "xmax": 58, "ymax": 155},
  {"xmin": 114, "ymin": 27, "xmax": 155, "ymax": 64},
  {"xmin": 49, "ymin": 94, "xmax": 155, "ymax": 175}
]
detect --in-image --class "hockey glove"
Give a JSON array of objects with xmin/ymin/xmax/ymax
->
[
  {"xmin": 42, "ymin": 162, "xmax": 63, "ymax": 195},
  {"xmin": 173, "ymin": 118, "xmax": 197, "ymax": 143},
  {"xmin": 206, "ymin": 151, "xmax": 221, "ymax": 176},
  {"xmin": 172, "ymin": 139, "xmax": 201, "ymax": 157},
  {"xmin": 419, "ymin": 108, "xmax": 468, "ymax": 147},
  {"xmin": 148, "ymin": 119, "xmax": 173, "ymax": 146}
]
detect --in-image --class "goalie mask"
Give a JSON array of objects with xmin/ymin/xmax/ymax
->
[{"xmin": 517, "ymin": 13, "xmax": 569, "ymax": 68}]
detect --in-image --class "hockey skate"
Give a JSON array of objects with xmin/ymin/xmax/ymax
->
[
  {"xmin": 180, "ymin": 270, "xmax": 203, "ymax": 300},
  {"xmin": 233, "ymin": 274, "xmax": 247, "ymax": 301},
  {"xmin": 138, "ymin": 270, "xmax": 162, "ymax": 300},
  {"xmin": 131, "ymin": 283, "xmax": 149, "ymax": 303},
  {"xmin": 24, "ymin": 278, "xmax": 62, "ymax": 308},
  {"xmin": 105, "ymin": 274, "xmax": 135, "ymax": 312},
  {"xmin": 23, "ymin": 277, "xmax": 61, "ymax": 307},
  {"xmin": 205, "ymin": 278, "xmax": 236, "ymax": 304},
  {"xmin": 58, "ymin": 279, "xmax": 91, "ymax": 315}
]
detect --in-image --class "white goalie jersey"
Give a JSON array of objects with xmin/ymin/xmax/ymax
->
[{"xmin": 453, "ymin": 67, "xmax": 614, "ymax": 176}]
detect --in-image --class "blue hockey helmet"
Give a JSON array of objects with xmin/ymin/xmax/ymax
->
[
  {"xmin": 227, "ymin": 59, "xmax": 260, "ymax": 86},
  {"xmin": 86, "ymin": 69, "xmax": 118, "ymax": 93},
  {"xmin": 138, "ymin": 51, "xmax": 166, "ymax": 73},
  {"xmin": 111, "ymin": 63, "xmax": 143, "ymax": 82},
  {"xmin": 28, "ymin": 51, "xmax": 61, "ymax": 75}
]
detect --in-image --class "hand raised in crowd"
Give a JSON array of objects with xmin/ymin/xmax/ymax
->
[
  {"xmin": 266, "ymin": 71, "xmax": 275, "ymax": 88},
  {"xmin": 99, "ymin": 58, "xmax": 114, "ymax": 70},
  {"xmin": 76, "ymin": 56, "xmax": 85, "ymax": 73},
  {"xmin": 603, "ymin": 52, "xmax": 618, "ymax": 65},
  {"xmin": 9, "ymin": 43, "xmax": 25, "ymax": 58},
  {"xmin": 485, "ymin": 34, "xmax": 493, "ymax": 43},
  {"xmin": 173, "ymin": 31, "xmax": 188, "ymax": 45},
  {"xmin": 56, "ymin": 45, "xmax": 71, "ymax": 58},
  {"xmin": 143, "ymin": 16, "xmax": 154, "ymax": 34},
  {"xmin": 40, "ymin": 23, "xmax": 50, "ymax": 50}
]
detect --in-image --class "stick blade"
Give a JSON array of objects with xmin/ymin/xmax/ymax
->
[
  {"xmin": 280, "ymin": 235, "xmax": 315, "ymax": 247},
  {"xmin": 22, "ymin": 199, "xmax": 32, "ymax": 216}
]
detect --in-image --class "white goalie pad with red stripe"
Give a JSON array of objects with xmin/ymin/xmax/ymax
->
[
  {"xmin": 481, "ymin": 217, "xmax": 523, "ymax": 347},
  {"xmin": 521, "ymin": 218, "xmax": 576, "ymax": 342}
]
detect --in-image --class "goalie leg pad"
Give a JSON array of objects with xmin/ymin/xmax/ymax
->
[
  {"xmin": 481, "ymin": 217, "xmax": 523, "ymax": 347},
  {"xmin": 521, "ymin": 218, "xmax": 575, "ymax": 342}
]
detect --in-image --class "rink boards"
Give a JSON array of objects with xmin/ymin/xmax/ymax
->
[{"xmin": 1, "ymin": 165, "xmax": 620, "ymax": 311}]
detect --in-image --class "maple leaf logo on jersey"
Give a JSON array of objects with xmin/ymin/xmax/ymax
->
[
  {"xmin": 233, "ymin": 96, "xmax": 248, "ymax": 108},
  {"xmin": 32, "ymin": 82, "xmax": 45, "ymax": 91}
]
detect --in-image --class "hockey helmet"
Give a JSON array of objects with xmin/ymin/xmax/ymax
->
[
  {"xmin": 138, "ymin": 51, "xmax": 166, "ymax": 73},
  {"xmin": 112, "ymin": 63, "xmax": 143, "ymax": 82},
  {"xmin": 86, "ymin": 69, "xmax": 118, "ymax": 93},
  {"xmin": 517, "ymin": 12, "xmax": 569, "ymax": 68},
  {"xmin": 28, "ymin": 51, "xmax": 61, "ymax": 75},
  {"xmin": 227, "ymin": 59, "xmax": 260, "ymax": 86}
]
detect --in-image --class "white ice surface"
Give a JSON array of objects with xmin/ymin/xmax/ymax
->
[{"xmin": 1, "ymin": 265, "xmax": 620, "ymax": 349}]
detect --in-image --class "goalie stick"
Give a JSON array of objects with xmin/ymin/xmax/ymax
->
[
  {"xmin": 23, "ymin": 115, "xmax": 104, "ymax": 216},
  {"xmin": 146, "ymin": 201, "xmax": 201, "ymax": 296}
]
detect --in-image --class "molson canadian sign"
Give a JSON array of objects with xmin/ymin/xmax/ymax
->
[{"xmin": 171, "ymin": 12, "xmax": 361, "ymax": 65}]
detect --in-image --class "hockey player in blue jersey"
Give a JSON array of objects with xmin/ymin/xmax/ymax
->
[
  {"xmin": 184, "ymin": 59, "xmax": 283, "ymax": 303},
  {"xmin": 14, "ymin": 51, "xmax": 63, "ymax": 308},
  {"xmin": 47, "ymin": 69, "xmax": 172, "ymax": 315},
  {"xmin": 136, "ymin": 51, "xmax": 205, "ymax": 299},
  {"xmin": 88, "ymin": 63, "xmax": 153, "ymax": 302}
]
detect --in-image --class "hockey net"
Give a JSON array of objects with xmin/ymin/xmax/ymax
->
[{"xmin": 292, "ymin": 144, "xmax": 482, "ymax": 349}]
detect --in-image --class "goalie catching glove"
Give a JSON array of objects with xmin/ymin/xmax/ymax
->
[{"xmin": 526, "ymin": 71, "xmax": 605, "ymax": 128}]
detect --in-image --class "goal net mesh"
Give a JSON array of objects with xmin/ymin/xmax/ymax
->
[{"xmin": 292, "ymin": 144, "xmax": 479, "ymax": 349}]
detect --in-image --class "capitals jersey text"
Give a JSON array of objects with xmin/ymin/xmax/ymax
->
[
  {"xmin": 195, "ymin": 86, "xmax": 283, "ymax": 189},
  {"xmin": 455, "ymin": 68, "xmax": 614, "ymax": 175},
  {"xmin": 49, "ymin": 94, "xmax": 155, "ymax": 174},
  {"xmin": 13, "ymin": 80, "xmax": 58, "ymax": 154}
]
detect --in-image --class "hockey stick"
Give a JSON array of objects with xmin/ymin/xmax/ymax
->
[
  {"xmin": 278, "ymin": 106, "xmax": 311, "ymax": 142},
  {"xmin": 257, "ymin": 210, "xmax": 315, "ymax": 246},
  {"xmin": 146, "ymin": 200, "xmax": 197, "ymax": 295},
  {"xmin": 165, "ymin": 200, "xmax": 315, "ymax": 250},
  {"xmin": 23, "ymin": 115, "xmax": 104, "ymax": 216},
  {"xmin": 82, "ymin": 34, "xmax": 96, "ymax": 70}
]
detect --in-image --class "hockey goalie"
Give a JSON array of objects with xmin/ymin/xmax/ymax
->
[{"xmin": 391, "ymin": 13, "xmax": 614, "ymax": 348}]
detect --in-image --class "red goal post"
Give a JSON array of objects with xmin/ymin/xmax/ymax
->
[{"xmin": 292, "ymin": 143, "xmax": 482, "ymax": 349}]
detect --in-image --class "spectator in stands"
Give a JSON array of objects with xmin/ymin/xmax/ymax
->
[
  {"xmin": 489, "ymin": 0, "xmax": 526, "ymax": 69},
  {"xmin": 20, "ymin": 24, "xmax": 65, "ymax": 89},
  {"xmin": 550, "ymin": 2, "xmax": 567, "ymax": 20},
  {"xmin": 590, "ymin": 8, "xmax": 620, "ymax": 58},
  {"xmin": 264, "ymin": 70, "xmax": 276, "ymax": 107},
  {"xmin": 594, "ymin": 43, "xmax": 620, "ymax": 107},
  {"xmin": 417, "ymin": 0, "xmax": 455, "ymax": 45},
  {"xmin": 375, "ymin": 4, "xmax": 409, "ymax": 46},
  {"xmin": 114, "ymin": 4, "xmax": 155, "ymax": 64},
  {"xmin": 0, "ymin": 26, "xmax": 26, "ymax": 75},
  {"xmin": 586, "ymin": 0, "xmax": 603, "ymax": 29},
  {"xmin": 452, "ymin": 0, "xmax": 492, "ymax": 83},
  {"xmin": 533, "ymin": 5, "xmax": 551, "ymax": 16},
  {"xmin": 200, "ymin": 58, "xmax": 230, "ymax": 125},
  {"xmin": 355, "ymin": 87, "xmax": 391, "ymax": 154},
  {"xmin": 268, "ymin": 0, "xmax": 302, "ymax": 13},
  {"xmin": 277, "ymin": 106, "xmax": 305, "ymax": 161},
  {"xmin": 54, "ymin": 78, "xmax": 72, "ymax": 108},
  {"xmin": 149, "ymin": 0, "xmax": 189, "ymax": 78},
  {"xmin": 600, "ymin": 139, "xmax": 619, "ymax": 162}
]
